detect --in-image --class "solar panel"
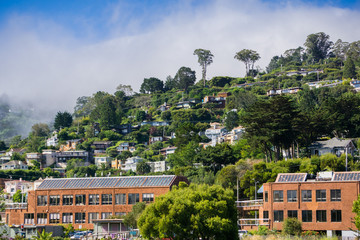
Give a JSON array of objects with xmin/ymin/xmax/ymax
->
[
  {"xmin": 333, "ymin": 172, "xmax": 360, "ymax": 181},
  {"xmin": 276, "ymin": 173, "xmax": 307, "ymax": 183}
]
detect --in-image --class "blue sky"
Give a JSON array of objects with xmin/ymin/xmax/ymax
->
[{"xmin": 0, "ymin": 0, "xmax": 360, "ymax": 113}]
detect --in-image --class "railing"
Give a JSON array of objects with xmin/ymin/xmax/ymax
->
[
  {"xmin": 238, "ymin": 218, "xmax": 270, "ymax": 226},
  {"xmin": 236, "ymin": 199, "xmax": 263, "ymax": 208},
  {"xmin": 5, "ymin": 203, "xmax": 28, "ymax": 209}
]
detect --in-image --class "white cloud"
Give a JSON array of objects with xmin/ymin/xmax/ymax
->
[{"xmin": 0, "ymin": 0, "xmax": 360, "ymax": 113}]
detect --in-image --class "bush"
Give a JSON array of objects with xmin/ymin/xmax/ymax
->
[{"xmin": 282, "ymin": 217, "xmax": 302, "ymax": 236}]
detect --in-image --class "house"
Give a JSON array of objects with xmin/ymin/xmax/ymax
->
[
  {"xmin": 2, "ymin": 160, "xmax": 28, "ymax": 170},
  {"xmin": 149, "ymin": 136, "xmax": 165, "ymax": 144},
  {"xmin": 218, "ymin": 126, "xmax": 245, "ymax": 145},
  {"xmin": 237, "ymin": 171, "xmax": 360, "ymax": 238},
  {"xmin": 94, "ymin": 156, "xmax": 113, "ymax": 168},
  {"xmin": 5, "ymin": 178, "xmax": 34, "ymax": 196},
  {"xmin": 26, "ymin": 153, "xmax": 43, "ymax": 166},
  {"xmin": 160, "ymin": 146, "xmax": 177, "ymax": 157},
  {"xmin": 140, "ymin": 121, "xmax": 169, "ymax": 127},
  {"xmin": 203, "ymin": 92, "xmax": 230, "ymax": 108},
  {"xmin": 205, "ymin": 123, "xmax": 227, "ymax": 147},
  {"xmin": 117, "ymin": 142, "xmax": 136, "ymax": 153},
  {"xmin": 309, "ymin": 137, "xmax": 355, "ymax": 157},
  {"xmin": 176, "ymin": 101, "xmax": 196, "ymax": 109},
  {"xmin": 6, "ymin": 148, "xmax": 26, "ymax": 157},
  {"xmin": 46, "ymin": 132, "xmax": 58, "ymax": 147},
  {"xmin": 55, "ymin": 150, "xmax": 90, "ymax": 165},
  {"xmin": 350, "ymin": 80, "xmax": 360, "ymax": 92},
  {"xmin": 147, "ymin": 161, "xmax": 169, "ymax": 172},
  {"xmin": 122, "ymin": 156, "xmax": 144, "ymax": 172},
  {"xmin": 5, "ymin": 175, "xmax": 189, "ymax": 230},
  {"xmin": 59, "ymin": 139, "xmax": 83, "ymax": 152},
  {"xmin": 91, "ymin": 141, "xmax": 113, "ymax": 154},
  {"xmin": 159, "ymin": 102, "xmax": 171, "ymax": 112},
  {"xmin": 266, "ymin": 87, "xmax": 302, "ymax": 97},
  {"xmin": 42, "ymin": 149, "xmax": 57, "ymax": 168}
]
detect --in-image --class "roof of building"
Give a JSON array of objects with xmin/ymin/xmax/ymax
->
[
  {"xmin": 37, "ymin": 175, "xmax": 179, "ymax": 190},
  {"xmin": 275, "ymin": 171, "xmax": 360, "ymax": 183},
  {"xmin": 309, "ymin": 137, "xmax": 353, "ymax": 149},
  {"xmin": 2, "ymin": 160, "xmax": 27, "ymax": 166},
  {"xmin": 276, "ymin": 173, "xmax": 307, "ymax": 183}
]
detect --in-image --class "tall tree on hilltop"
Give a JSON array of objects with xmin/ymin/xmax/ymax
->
[
  {"xmin": 234, "ymin": 49, "xmax": 260, "ymax": 77},
  {"xmin": 54, "ymin": 111, "xmax": 73, "ymax": 130},
  {"xmin": 304, "ymin": 32, "xmax": 333, "ymax": 63},
  {"xmin": 140, "ymin": 77, "xmax": 164, "ymax": 94},
  {"xmin": 193, "ymin": 49, "xmax": 214, "ymax": 87}
]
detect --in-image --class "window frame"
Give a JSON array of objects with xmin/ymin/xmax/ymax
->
[
  {"xmin": 75, "ymin": 194, "xmax": 86, "ymax": 206},
  {"xmin": 142, "ymin": 193, "xmax": 154, "ymax": 203},
  {"xmin": 88, "ymin": 212, "xmax": 99, "ymax": 223},
  {"xmin": 273, "ymin": 190, "xmax": 283, "ymax": 202},
  {"xmin": 49, "ymin": 195, "xmax": 60, "ymax": 206},
  {"xmin": 49, "ymin": 213, "xmax": 60, "ymax": 224},
  {"xmin": 62, "ymin": 213, "xmax": 73, "ymax": 224},
  {"xmin": 288, "ymin": 210, "xmax": 298, "ymax": 219},
  {"xmin": 274, "ymin": 210, "xmax": 284, "ymax": 222},
  {"xmin": 101, "ymin": 194, "xmax": 113, "ymax": 205},
  {"xmin": 62, "ymin": 195, "xmax": 73, "ymax": 206},
  {"xmin": 330, "ymin": 189, "xmax": 341, "ymax": 202},
  {"xmin": 37, "ymin": 213, "xmax": 47, "ymax": 224},
  {"xmin": 128, "ymin": 193, "xmax": 140, "ymax": 205},
  {"xmin": 316, "ymin": 210, "xmax": 327, "ymax": 222},
  {"xmin": 37, "ymin": 195, "xmax": 48, "ymax": 206},
  {"xmin": 316, "ymin": 190, "xmax": 326, "ymax": 202},
  {"xmin": 75, "ymin": 212, "xmax": 86, "ymax": 224},
  {"xmin": 287, "ymin": 190, "xmax": 297, "ymax": 202},
  {"xmin": 302, "ymin": 210, "xmax": 312, "ymax": 222},
  {"xmin": 89, "ymin": 194, "xmax": 100, "ymax": 205},
  {"xmin": 301, "ymin": 190, "xmax": 312, "ymax": 202},
  {"xmin": 115, "ymin": 194, "xmax": 126, "ymax": 205},
  {"xmin": 331, "ymin": 210, "xmax": 342, "ymax": 222}
]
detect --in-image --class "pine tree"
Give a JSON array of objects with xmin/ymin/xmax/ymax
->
[{"xmin": 343, "ymin": 57, "xmax": 356, "ymax": 79}]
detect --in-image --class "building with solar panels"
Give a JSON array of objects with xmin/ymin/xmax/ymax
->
[
  {"xmin": 237, "ymin": 171, "xmax": 360, "ymax": 239},
  {"xmin": 5, "ymin": 175, "xmax": 188, "ymax": 230}
]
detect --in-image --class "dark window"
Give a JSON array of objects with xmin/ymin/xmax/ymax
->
[
  {"xmin": 302, "ymin": 210, "xmax": 312, "ymax": 222},
  {"xmin": 331, "ymin": 210, "xmax": 342, "ymax": 222},
  {"xmin": 89, "ymin": 194, "xmax": 99, "ymax": 205},
  {"xmin": 264, "ymin": 191, "xmax": 268, "ymax": 202},
  {"xmin": 37, "ymin": 213, "xmax": 47, "ymax": 224},
  {"xmin": 316, "ymin": 210, "xmax": 327, "ymax": 222},
  {"xmin": 49, "ymin": 213, "xmax": 60, "ymax": 224},
  {"xmin": 115, "ymin": 194, "xmax": 126, "ymax": 205},
  {"xmin": 88, "ymin": 213, "xmax": 99, "ymax": 223},
  {"xmin": 274, "ymin": 210, "xmax": 284, "ymax": 222},
  {"xmin": 331, "ymin": 190, "xmax": 341, "ymax": 202},
  {"xmin": 287, "ymin": 190, "xmax": 297, "ymax": 202},
  {"xmin": 102, "ymin": 194, "xmax": 112, "ymax": 205},
  {"xmin": 301, "ymin": 190, "xmax": 312, "ymax": 202},
  {"xmin": 24, "ymin": 213, "xmax": 34, "ymax": 225},
  {"xmin": 128, "ymin": 193, "xmax": 140, "ymax": 205},
  {"xmin": 75, "ymin": 212, "xmax": 86, "ymax": 223},
  {"xmin": 288, "ymin": 210, "xmax": 298, "ymax": 219},
  {"xmin": 49, "ymin": 195, "xmax": 60, "ymax": 206},
  {"xmin": 263, "ymin": 211, "xmax": 269, "ymax": 219},
  {"xmin": 75, "ymin": 195, "xmax": 86, "ymax": 205},
  {"xmin": 273, "ymin": 190, "xmax": 283, "ymax": 202},
  {"xmin": 63, "ymin": 195, "xmax": 73, "ymax": 205},
  {"xmin": 62, "ymin": 213, "xmax": 73, "ymax": 223},
  {"xmin": 37, "ymin": 196, "xmax": 47, "ymax": 206},
  {"xmin": 316, "ymin": 190, "xmax": 326, "ymax": 202},
  {"xmin": 142, "ymin": 193, "xmax": 154, "ymax": 202}
]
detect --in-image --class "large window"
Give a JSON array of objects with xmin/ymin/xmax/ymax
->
[
  {"xmin": 301, "ymin": 190, "xmax": 312, "ymax": 202},
  {"xmin": 101, "ymin": 194, "xmax": 112, "ymax": 205},
  {"xmin": 89, "ymin": 194, "xmax": 99, "ymax": 205},
  {"xmin": 331, "ymin": 190, "xmax": 341, "ymax": 202},
  {"xmin": 302, "ymin": 210, "xmax": 312, "ymax": 222},
  {"xmin": 287, "ymin": 190, "xmax": 297, "ymax": 202},
  {"xmin": 37, "ymin": 213, "xmax": 47, "ymax": 224},
  {"xmin": 143, "ymin": 193, "xmax": 154, "ymax": 203},
  {"xmin": 115, "ymin": 194, "xmax": 126, "ymax": 205},
  {"xmin": 37, "ymin": 195, "xmax": 47, "ymax": 206},
  {"xmin": 316, "ymin": 190, "xmax": 326, "ymax": 202},
  {"xmin": 264, "ymin": 191, "xmax": 268, "ymax": 202},
  {"xmin": 274, "ymin": 211, "xmax": 283, "ymax": 222},
  {"xmin": 263, "ymin": 211, "xmax": 269, "ymax": 219},
  {"xmin": 331, "ymin": 210, "xmax": 342, "ymax": 222},
  {"xmin": 115, "ymin": 212, "xmax": 126, "ymax": 217},
  {"xmin": 288, "ymin": 210, "xmax": 298, "ymax": 219},
  {"xmin": 49, "ymin": 195, "xmax": 60, "ymax": 206},
  {"xmin": 63, "ymin": 195, "xmax": 73, "ymax": 205},
  {"xmin": 273, "ymin": 190, "xmax": 283, "ymax": 202},
  {"xmin": 75, "ymin": 195, "xmax": 86, "ymax": 205},
  {"xmin": 101, "ymin": 212, "xmax": 112, "ymax": 219},
  {"xmin": 62, "ymin": 213, "xmax": 73, "ymax": 224},
  {"xmin": 75, "ymin": 212, "xmax": 86, "ymax": 223},
  {"xmin": 316, "ymin": 210, "xmax": 327, "ymax": 222},
  {"xmin": 88, "ymin": 213, "xmax": 99, "ymax": 223},
  {"xmin": 24, "ymin": 213, "xmax": 34, "ymax": 225},
  {"xmin": 128, "ymin": 193, "xmax": 140, "ymax": 205},
  {"xmin": 49, "ymin": 213, "xmax": 60, "ymax": 224}
]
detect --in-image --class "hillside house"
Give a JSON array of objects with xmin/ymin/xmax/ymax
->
[
  {"xmin": 1, "ymin": 160, "xmax": 28, "ymax": 170},
  {"xmin": 309, "ymin": 138, "xmax": 355, "ymax": 157}
]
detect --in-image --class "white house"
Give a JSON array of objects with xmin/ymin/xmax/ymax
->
[
  {"xmin": 46, "ymin": 132, "xmax": 58, "ymax": 147},
  {"xmin": 205, "ymin": 123, "xmax": 227, "ymax": 147},
  {"xmin": 94, "ymin": 156, "xmax": 113, "ymax": 168},
  {"xmin": 122, "ymin": 156, "xmax": 144, "ymax": 172},
  {"xmin": 2, "ymin": 160, "xmax": 28, "ymax": 170},
  {"xmin": 5, "ymin": 178, "xmax": 34, "ymax": 196},
  {"xmin": 147, "ymin": 161, "xmax": 169, "ymax": 172}
]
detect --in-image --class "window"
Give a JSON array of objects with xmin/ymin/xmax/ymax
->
[
  {"xmin": 316, "ymin": 210, "xmax": 327, "ymax": 222},
  {"xmin": 316, "ymin": 190, "xmax": 326, "ymax": 202},
  {"xmin": 274, "ymin": 210, "xmax": 283, "ymax": 222},
  {"xmin": 331, "ymin": 210, "xmax": 342, "ymax": 222},
  {"xmin": 263, "ymin": 211, "xmax": 269, "ymax": 219},
  {"xmin": 88, "ymin": 213, "xmax": 99, "ymax": 223},
  {"xmin": 37, "ymin": 213, "xmax": 47, "ymax": 224},
  {"xmin": 115, "ymin": 212, "xmax": 126, "ymax": 217},
  {"xmin": 63, "ymin": 195, "xmax": 73, "ymax": 205},
  {"xmin": 89, "ymin": 194, "xmax": 99, "ymax": 205},
  {"xmin": 49, "ymin": 213, "xmax": 60, "ymax": 224},
  {"xmin": 75, "ymin": 212, "xmax": 86, "ymax": 223},
  {"xmin": 62, "ymin": 213, "xmax": 73, "ymax": 224},
  {"xmin": 115, "ymin": 194, "xmax": 126, "ymax": 205},
  {"xmin": 142, "ymin": 193, "xmax": 154, "ymax": 203},
  {"xmin": 24, "ymin": 213, "xmax": 34, "ymax": 225},
  {"xmin": 101, "ymin": 212, "xmax": 112, "ymax": 219},
  {"xmin": 287, "ymin": 190, "xmax": 297, "ymax": 202},
  {"xmin": 331, "ymin": 190, "xmax": 341, "ymax": 202},
  {"xmin": 128, "ymin": 193, "xmax": 140, "ymax": 205},
  {"xmin": 302, "ymin": 210, "xmax": 312, "ymax": 222},
  {"xmin": 288, "ymin": 210, "xmax": 298, "ymax": 219},
  {"xmin": 75, "ymin": 195, "xmax": 86, "ymax": 205},
  {"xmin": 102, "ymin": 194, "xmax": 112, "ymax": 205},
  {"xmin": 273, "ymin": 190, "xmax": 283, "ymax": 202},
  {"xmin": 264, "ymin": 191, "xmax": 268, "ymax": 202},
  {"xmin": 49, "ymin": 195, "xmax": 60, "ymax": 205},
  {"xmin": 37, "ymin": 195, "xmax": 47, "ymax": 206},
  {"xmin": 301, "ymin": 190, "xmax": 312, "ymax": 202}
]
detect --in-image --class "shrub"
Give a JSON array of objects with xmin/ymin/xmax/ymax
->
[{"xmin": 282, "ymin": 217, "xmax": 302, "ymax": 236}]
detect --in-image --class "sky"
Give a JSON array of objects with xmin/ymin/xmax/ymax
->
[{"xmin": 0, "ymin": 0, "xmax": 360, "ymax": 113}]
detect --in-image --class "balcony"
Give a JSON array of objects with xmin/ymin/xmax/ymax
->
[
  {"xmin": 236, "ymin": 199, "xmax": 263, "ymax": 210},
  {"xmin": 238, "ymin": 218, "xmax": 270, "ymax": 227},
  {"xmin": 5, "ymin": 203, "xmax": 28, "ymax": 209}
]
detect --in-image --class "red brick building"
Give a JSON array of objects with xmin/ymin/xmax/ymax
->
[
  {"xmin": 6, "ymin": 175, "xmax": 188, "ymax": 229},
  {"xmin": 238, "ymin": 172, "xmax": 360, "ymax": 239}
]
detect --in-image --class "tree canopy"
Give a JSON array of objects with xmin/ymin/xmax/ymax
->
[
  {"xmin": 194, "ymin": 48, "xmax": 214, "ymax": 86},
  {"xmin": 234, "ymin": 49, "xmax": 260, "ymax": 77}
]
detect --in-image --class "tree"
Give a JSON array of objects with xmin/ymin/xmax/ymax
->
[
  {"xmin": 304, "ymin": 32, "xmax": 333, "ymax": 62},
  {"xmin": 193, "ymin": 49, "xmax": 214, "ymax": 86},
  {"xmin": 140, "ymin": 77, "xmax": 164, "ymax": 94},
  {"xmin": 54, "ymin": 111, "xmax": 73, "ymax": 130},
  {"xmin": 353, "ymin": 195, "xmax": 360, "ymax": 232},
  {"xmin": 234, "ymin": 49, "xmax": 260, "ymax": 77},
  {"xmin": 282, "ymin": 218, "xmax": 302, "ymax": 236},
  {"xmin": 123, "ymin": 202, "xmax": 146, "ymax": 229},
  {"xmin": 12, "ymin": 190, "xmax": 25, "ymax": 203},
  {"xmin": 343, "ymin": 57, "xmax": 356, "ymax": 79},
  {"xmin": 135, "ymin": 110, "xmax": 146, "ymax": 122},
  {"xmin": 32, "ymin": 229, "xmax": 53, "ymax": 240},
  {"xmin": 138, "ymin": 183, "xmax": 239, "ymax": 240},
  {"xmin": 116, "ymin": 84, "xmax": 134, "ymax": 96},
  {"xmin": 225, "ymin": 111, "xmax": 239, "ymax": 131},
  {"xmin": 31, "ymin": 123, "xmax": 50, "ymax": 137},
  {"xmin": 136, "ymin": 161, "xmax": 151, "ymax": 175},
  {"xmin": 174, "ymin": 67, "xmax": 196, "ymax": 92},
  {"xmin": 164, "ymin": 75, "xmax": 177, "ymax": 91},
  {"xmin": 0, "ymin": 141, "xmax": 7, "ymax": 151}
]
